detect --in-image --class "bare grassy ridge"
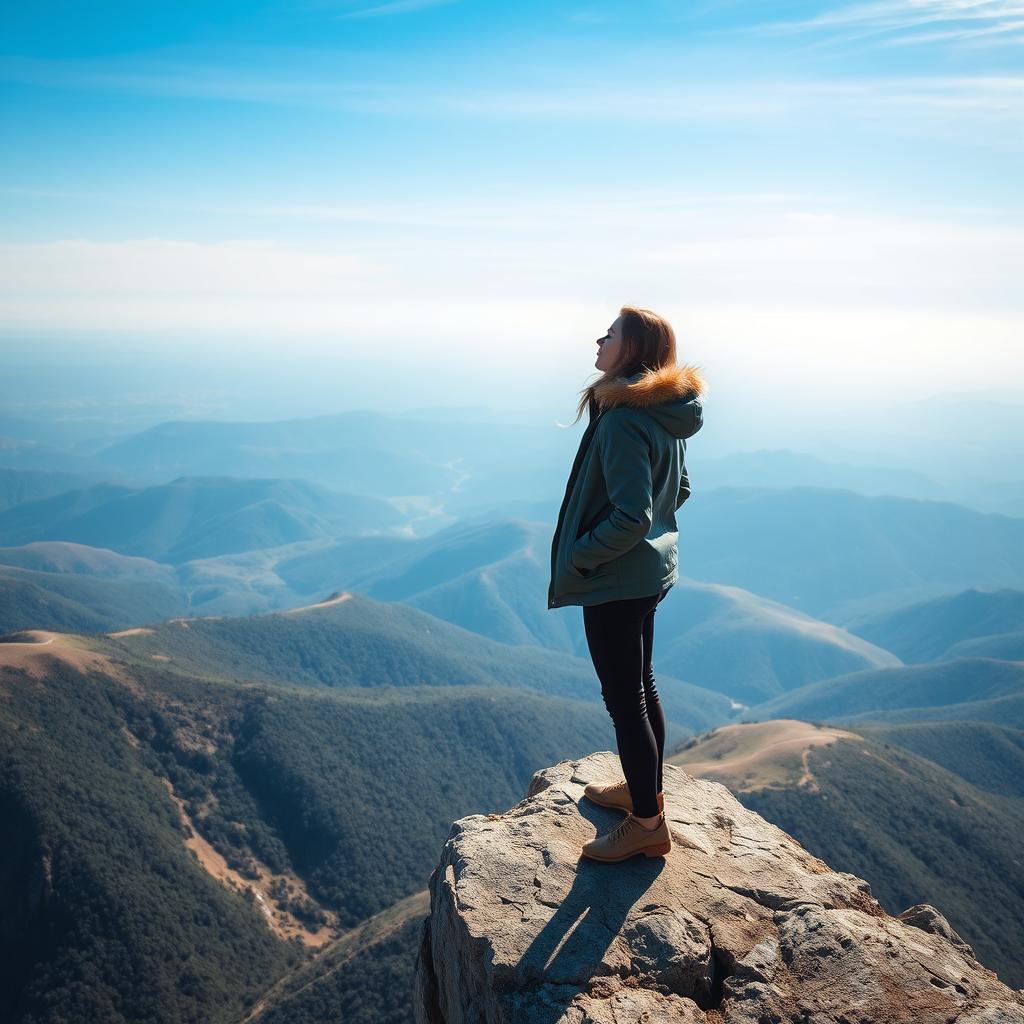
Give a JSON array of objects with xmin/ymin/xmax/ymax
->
[
  {"xmin": 91, "ymin": 594, "xmax": 733, "ymax": 735},
  {"xmin": 670, "ymin": 718, "xmax": 863, "ymax": 792}
]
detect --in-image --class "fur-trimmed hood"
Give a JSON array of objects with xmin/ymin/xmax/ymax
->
[{"xmin": 592, "ymin": 362, "xmax": 706, "ymax": 440}]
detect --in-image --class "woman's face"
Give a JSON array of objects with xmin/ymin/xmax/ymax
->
[{"xmin": 595, "ymin": 315, "xmax": 624, "ymax": 373}]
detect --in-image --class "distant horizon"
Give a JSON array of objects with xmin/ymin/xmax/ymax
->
[{"xmin": 2, "ymin": 0, "xmax": 1022, "ymax": 414}]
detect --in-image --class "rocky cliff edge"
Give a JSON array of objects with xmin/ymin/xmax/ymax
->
[{"xmin": 414, "ymin": 750, "xmax": 1024, "ymax": 1023}]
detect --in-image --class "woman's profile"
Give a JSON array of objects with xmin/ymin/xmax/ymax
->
[{"xmin": 547, "ymin": 305, "xmax": 706, "ymax": 862}]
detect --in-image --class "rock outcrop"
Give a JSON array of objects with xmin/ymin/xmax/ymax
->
[{"xmin": 414, "ymin": 751, "xmax": 1024, "ymax": 1023}]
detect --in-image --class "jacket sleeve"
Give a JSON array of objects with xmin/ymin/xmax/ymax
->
[
  {"xmin": 676, "ymin": 468, "xmax": 692, "ymax": 511},
  {"xmin": 675, "ymin": 401, "xmax": 703, "ymax": 508},
  {"xmin": 570, "ymin": 413, "xmax": 653, "ymax": 572},
  {"xmin": 676, "ymin": 439, "xmax": 692, "ymax": 510}
]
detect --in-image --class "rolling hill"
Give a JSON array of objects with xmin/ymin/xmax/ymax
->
[
  {"xmin": 0, "ymin": 541, "xmax": 188, "ymax": 634},
  {"xmin": 0, "ymin": 540, "xmax": 181, "ymax": 578},
  {"xmin": 679, "ymin": 487, "xmax": 1024, "ymax": 621},
  {"xmin": 93, "ymin": 591, "xmax": 735, "ymax": 740},
  {"xmin": 93, "ymin": 414, "xmax": 456, "ymax": 499},
  {"xmin": 0, "ymin": 538, "xmax": 328, "ymax": 630},
  {"xmin": 851, "ymin": 720, "xmax": 1024, "ymax": 801},
  {"xmin": 0, "ymin": 466, "xmax": 107, "ymax": 513},
  {"xmin": 0, "ymin": 434, "xmax": 117, "ymax": 476},
  {"xmin": 653, "ymin": 578, "xmax": 899, "ymax": 705},
  {"xmin": 87, "ymin": 410, "xmax": 573, "ymax": 516},
  {"xmin": 0, "ymin": 519, "xmax": 911, "ymax": 716},
  {"xmin": 939, "ymin": 631, "xmax": 1024, "ymax": 662},
  {"xmin": 0, "ymin": 569, "xmax": 187, "ymax": 635},
  {"xmin": 845, "ymin": 587, "xmax": 1024, "ymax": 663},
  {"xmin": 274, "ymin": 517, "xmax": 905, "ymax": 699},
  {"xmin": 742, "ymin": 657, "xmax": 1024, "ymax": 728},
  {"xmin": 0, "ymin": 476, "xmax": 404, "ymax": 563},
  {"xmin": 275, "ymin": 518, "xmax": 574, "ymax": 651},
  {"xmin": 696, "ymin": 447, "xmax": 1024, "ymax": 516}
]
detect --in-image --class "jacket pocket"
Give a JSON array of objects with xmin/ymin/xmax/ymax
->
[{"xmin": 570, "ymin": 558, "xmax": 609, "ymax": 580}]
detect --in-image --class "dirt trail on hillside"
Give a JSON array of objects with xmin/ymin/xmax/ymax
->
[
  {"xmin": 671, "ymin": 718, "xmax": 863, "ymax": 792},
  {"xmin": 160, "ymin": 777, "xmax": 337, "ymax": 948},
  {"xmin": 0, "ymin": 629, "xmax": 137, "ymax": 687},
  {"xmin": 281, "ymin": 592, "xmax": 353, "ymax": 615},
  {"xmin": 242, "ymin": 889, "xmax": 430, "ymax": 1022}
]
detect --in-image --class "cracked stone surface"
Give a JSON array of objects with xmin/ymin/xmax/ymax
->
[{"xmin": 413, "ymin": 751, "xmax": 1024, "ymax": 1024}]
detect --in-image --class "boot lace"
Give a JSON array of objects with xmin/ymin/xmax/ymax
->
[{"xmin": 608, "ymin": 816, "xmax": 636, "ymax": 842}]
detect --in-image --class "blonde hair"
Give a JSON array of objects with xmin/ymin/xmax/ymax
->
[{"xmin": 570, "ymin": 305, "xmax": 680, "ymax": 426}]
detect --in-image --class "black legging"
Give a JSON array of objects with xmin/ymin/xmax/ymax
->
[{"xmin": 582, "ymin": 585, "xmax": 672, "ymax": 819}]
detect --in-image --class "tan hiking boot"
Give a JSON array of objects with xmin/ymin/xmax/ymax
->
[
  {"xmin": 583, "ymin": 778, "xmax": 664, "ymax": 815},
  {"xmin": 581, "ymin": 812, "xmax": 672, "ymax": 862}
]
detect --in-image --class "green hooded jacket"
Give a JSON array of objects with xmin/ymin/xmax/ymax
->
[{"xmin": 547, "ymin": 362, "xmax": 706, "ymax": 609}]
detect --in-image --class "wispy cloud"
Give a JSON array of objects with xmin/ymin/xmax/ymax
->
[
  {"xmin": 753, "ymin": 0, "xmax": 1024, "ymax": 50},
  {"xmin": 2, "ymin": 200, "xmax": 1022, "ymax": 324},
  {"xmin": 2, "ymin": 54, "xmax": 1022, "ymax": 130},
  {"xmin": 2, "ymin": 206, "xmax": 1022, "ymax": 408},
  {"xmin": 875, "ymin": 16, "xmax": 1024, "ymax": 46},
  {"xmin": 336, "ymin": 0, "xmax": 458, "ymax": 18},
  {"xmin": 437, "ymin": 75, "xmax": 1024, "ymax": 125}
]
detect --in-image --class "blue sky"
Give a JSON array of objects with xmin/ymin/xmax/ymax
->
[
  {"xmin": 4, "ymin": 1, "xmax": 1022, "ymax": 214},
  {"xmin": 1, "ymin": 1, "xmax": 1022, "ymax": 416}
]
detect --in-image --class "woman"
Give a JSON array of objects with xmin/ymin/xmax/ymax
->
[{"xmin": 547, "ymin": 305, "xmax": 706, "ymax": 863}]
